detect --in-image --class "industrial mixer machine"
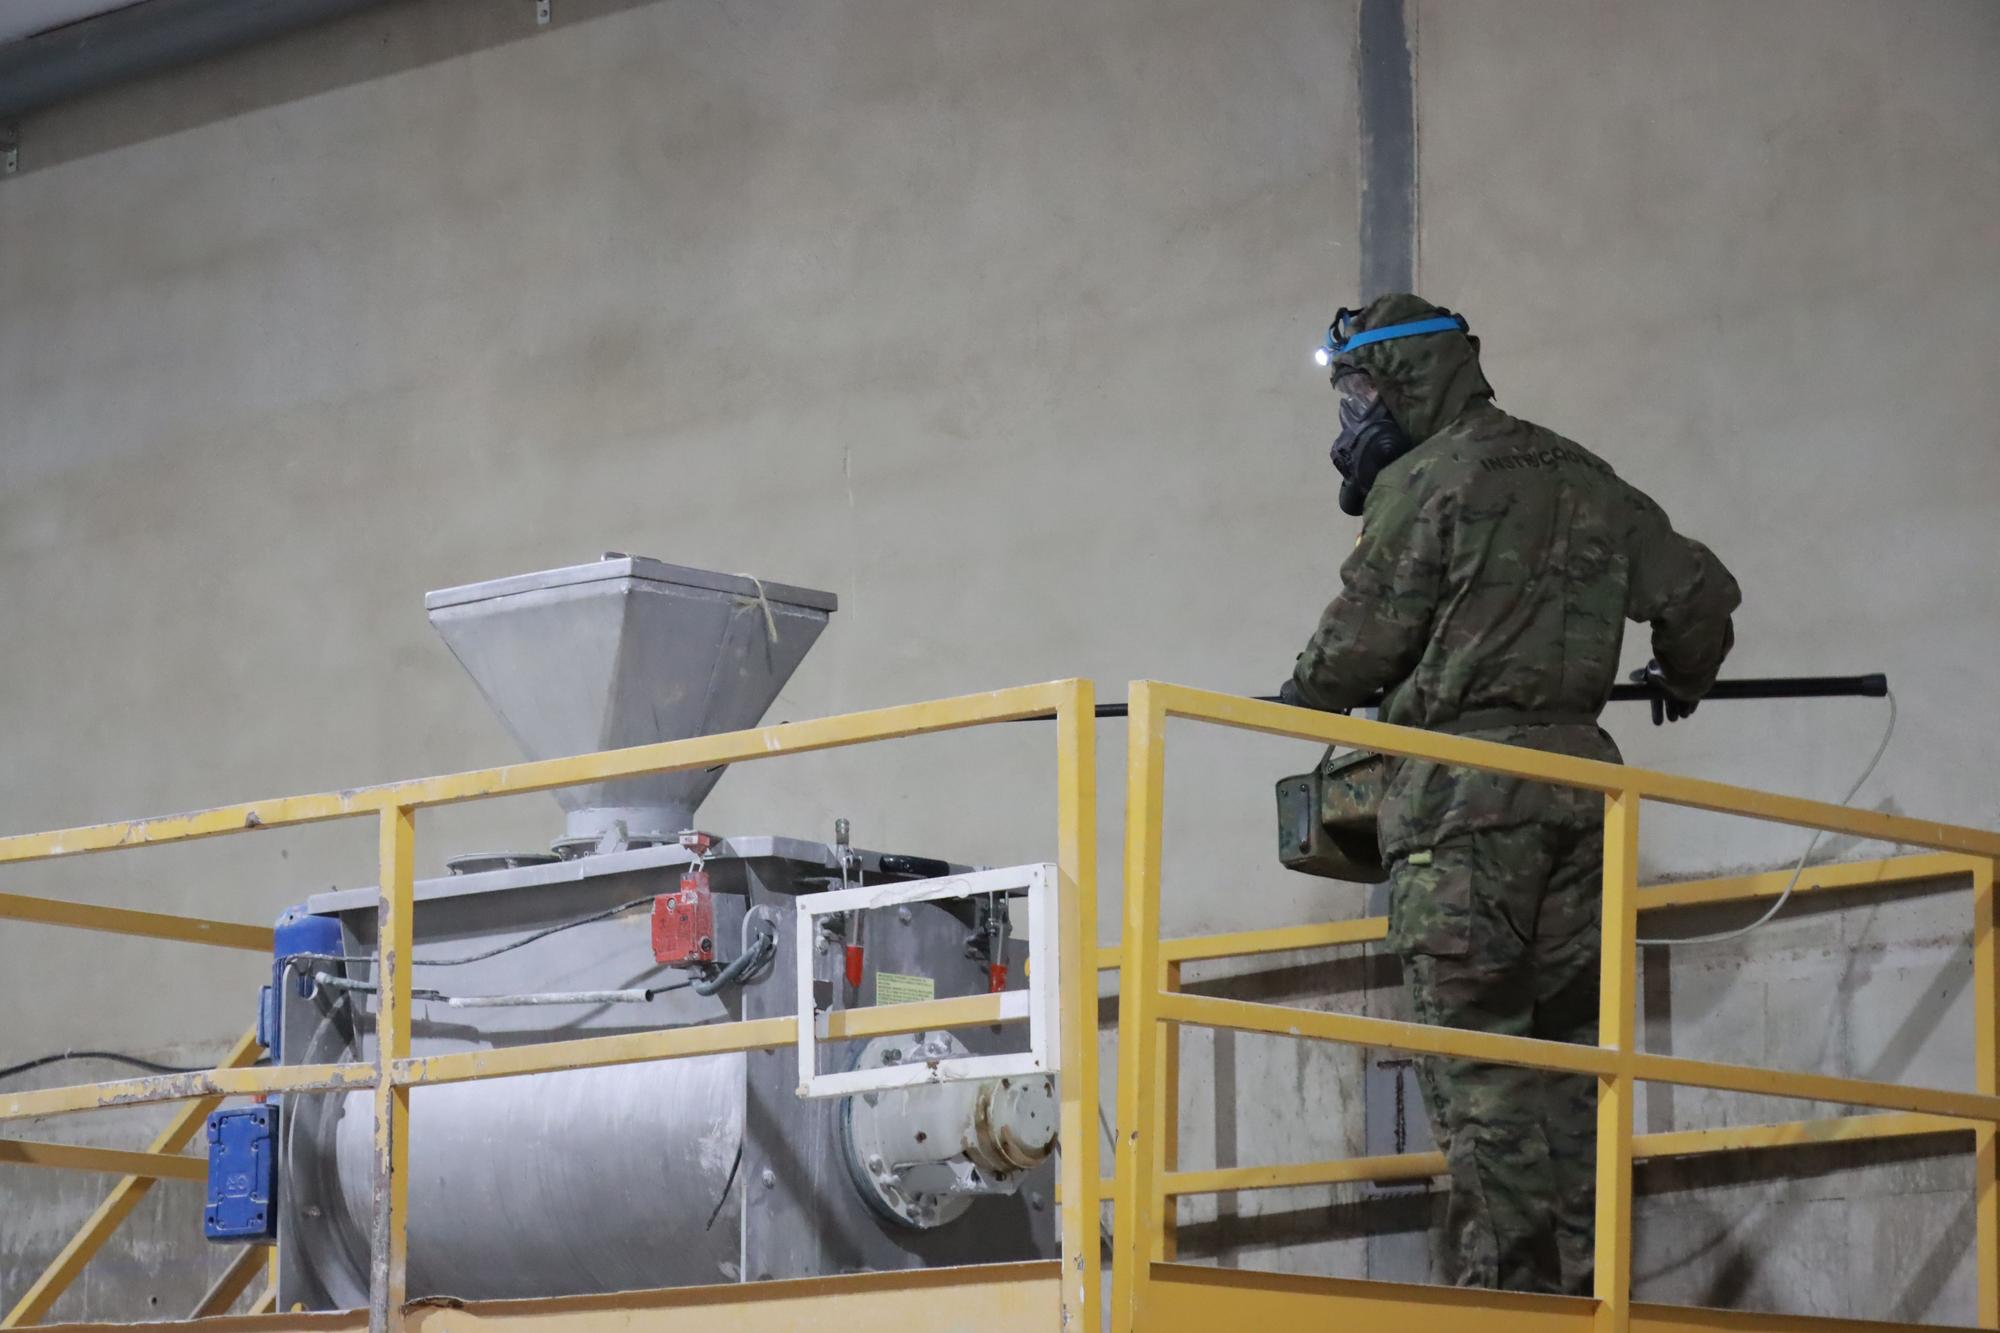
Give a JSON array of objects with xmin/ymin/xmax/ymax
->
[{"xmin": 213, "ymin": 556, "xmax": 1058, "ymax": 1308}]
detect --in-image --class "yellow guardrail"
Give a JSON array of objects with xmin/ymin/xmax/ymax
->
[
  {"xmin": 1092, "ymin": 853, "xmax": 1982, "ymax": 1215},
  {"xmin": 6, "ymin": 673, "xmax": 1992, "ymax": 1333},
  {"xmin": 1107, "ymin": 681, "xmax": 2000, "ymax": 1333},
  {"xmin": 0, "ymin": 681, "xmax": 1102, "ymax": 1333}
]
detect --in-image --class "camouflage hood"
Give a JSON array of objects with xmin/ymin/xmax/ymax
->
[{"xmin": 1332, "ymin": 292, "xmax": 1494, "ymax": 444}]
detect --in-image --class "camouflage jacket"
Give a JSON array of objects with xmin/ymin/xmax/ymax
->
[{"xmin": 1291, "ymin": 293, "xmax": 1741, "ymax": 856}]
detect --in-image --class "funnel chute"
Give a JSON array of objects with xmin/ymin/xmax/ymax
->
[{"xmin": 425, "ymin": 555, "xmax": 837, "ymax": 848}]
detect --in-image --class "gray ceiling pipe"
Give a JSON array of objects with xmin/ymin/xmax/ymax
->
[{"xmin": 0, "ymin": 0, "xmax": 396, "ymax": 121}]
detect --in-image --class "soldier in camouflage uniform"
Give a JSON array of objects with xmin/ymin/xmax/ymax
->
[{"xmin": 1281, "ymin": 293, "xmax": 1741, "ymax": 1294}]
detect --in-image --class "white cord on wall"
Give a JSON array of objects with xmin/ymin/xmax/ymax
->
[{"xmin": 1636, "ymin": 690, "xmax": 1899, "ymax": 947}]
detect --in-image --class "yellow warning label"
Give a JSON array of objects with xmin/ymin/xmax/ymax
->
[{"xmin": 875, "ymin": 971, "xmax": 935, "ymax": 1005}]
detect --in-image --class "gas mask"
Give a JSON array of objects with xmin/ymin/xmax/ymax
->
[
  {"xmin": 1314, "ymin": 304, "xmax": 1472, "ymax": 516},
  {"xmin": 1329, "ymin": 369, "xmax": 1412, "ymax": 517}
]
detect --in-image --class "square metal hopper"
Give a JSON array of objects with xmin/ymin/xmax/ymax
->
[{"xmin": 425, "ymin": 555, "xmax": 837, "ymax": 847}]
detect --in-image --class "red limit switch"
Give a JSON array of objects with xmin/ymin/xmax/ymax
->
[{"xmin": 652, "ymin": 867, "xmax": 717, "ymax": 966}]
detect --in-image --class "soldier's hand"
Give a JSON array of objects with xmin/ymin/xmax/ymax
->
[{"xmin": 1630, "ymin": 660, "xmax": 1698, "ymax": 726}]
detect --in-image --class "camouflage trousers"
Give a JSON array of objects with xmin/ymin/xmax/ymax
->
[{"xmin": 1387, "ymin": 821, "xmax": 1604, "ymax": 1295}]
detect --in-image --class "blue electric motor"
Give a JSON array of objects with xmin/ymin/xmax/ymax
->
[
  {"xmin": 256, "ymin": 905, "xmax": 343, "ymax": 1060},
  {"xmin": 216, "ymin": 904, "xmax": 339, "ymax": 1244}
]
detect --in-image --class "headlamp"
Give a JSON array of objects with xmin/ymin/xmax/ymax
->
[{"xmin": 1315, "ymin": 306, "xmax": 1469, "ymax": 367}]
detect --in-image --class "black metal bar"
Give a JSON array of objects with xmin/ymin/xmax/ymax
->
[
  {"xmin": 1611, "ymin": 673, "xmax": 1888, "ymax": 703},
  {"xmin": 1071, "ymin": 674, "xmax": 1888, "ymax": 721}
]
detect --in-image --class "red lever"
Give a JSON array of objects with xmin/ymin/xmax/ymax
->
[
  {"xmin": 845, "ymin": 944, "xmax": 864, "ymax": 990},
  {"xmin": 987, "ymin": 963, "xmax": 1008, "ymax": 994}
]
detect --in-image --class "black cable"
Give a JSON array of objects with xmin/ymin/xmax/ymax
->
[
  {"xmin": 314, "ymin": 974, "xmax": 699, "ymax": 1006},
  {"xmin": 286, "ymin": 896, "xmax": 768, "ymax": 1007},
  {"xmin": 278, "ymin": 895, "xmax": 658, "ymax": 979},
  {"xmin": 0, "ymin": 1050, "xmax": 208, "ymax": 1085},
  {"xmin": 706, "ymin": 1141, "xmax": 744, "ymax": 1231},
  {"xmin": 691, "ymin": 931, "xmax": 776, "ymax": 998},
  {"xmin": 409, "ymin": 895, "xmax": 657, "ymax": 966}
]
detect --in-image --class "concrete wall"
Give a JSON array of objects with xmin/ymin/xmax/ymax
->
[{"xmin": 2, "ymin": 0, "xmax": 1997, "ymax": 1323}]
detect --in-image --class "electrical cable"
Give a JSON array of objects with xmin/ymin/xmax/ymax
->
[
  {"xmin": 276, "ymin": 895, "xmax": 659, "ymax": 984},
  {"xmin": 291, "ymin": 890, "xmax": 777, "ymax": 1008},
  {"xmin": 0, "ymin": 1049, "xmax": 207, "ymax": 1084},
  {"xmin": 1097, "ymin": 1106, "xmax": 1118, "ymax": 1247},
  {"xmin": 727, "ymin": 907, "xmax": 781, "ymax": 987},
  {"xmin": 1637, "ymin": 689, "xmax": 1899, "ymax": 947},
  {"xmin": 691, "ymin": 924, "xmax": 777, "ymax": 998},
  {"xmin": 706, "ymin": 1140, "xmax": 744, "ymax": 1232},
  {"xmin": 312, "ymin": 973, "xmax": 695, "ymax": 1007},
  {"xmin": 408, "ymin": 896, "xmax": 657, "ymax": 967}
]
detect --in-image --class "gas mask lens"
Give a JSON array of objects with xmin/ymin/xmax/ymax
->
[{"xmin": 1329, "ymin": 371, "xmax": 1382, "ymax": 478}]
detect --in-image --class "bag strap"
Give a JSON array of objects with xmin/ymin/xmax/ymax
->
[{"xmin": 1430, "ymin": 708, "xmax": 1601, "ymax": 736}]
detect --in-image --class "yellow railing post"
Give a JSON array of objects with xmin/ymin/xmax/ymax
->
[
  {"xmin": 1153, "ymin": 960, "xmax": 1181, "ymax": 1264},
  {"xmin": 1054, "ymin": 679, "xmax": 1103, "ymax": 1331},
  {"xmin": 1594, "ymin": 790, "xmax": 1641, "ymax": 1333},
  {"xmin": 367, "ymin": 804, "xmax": 415, "ymax": 1333},
  {"xmin": 1974, "ymin": 856, "xmax": 1999, "ymax": 1329},
  {"xmin": 1110, "ymin": 683, "xmax": 1168, "ymax": 1333}
]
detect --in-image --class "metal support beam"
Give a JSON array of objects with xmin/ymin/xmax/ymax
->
[
  {"xmin": 1147, "ymin": 1110, "xmax": 1974, "ymax": 1199},
  {"xmin": 1, "ymin": 1028, "xmax": 261, "ymax": 1329},
  {"xmin": 3, "ymin": 995, "xmax": 1030, "ymax": 1125},
  {"xmin": 1356, "ymin": 0, "xmax": 1417, "ymax": 297},
  {"xmin": 0, "ymin": 1138, "xmax": 206, "ymax": 1181},
  {"xmin": 1154, "ymin": 960, "xmax": 1181, "ymax": 1263},
  {"xmin": 1145, "ymin": 683, "xmax": 2000, "ymax": 860},
  {"xmin": 191, "ymin": 1245, "xmax": 271, "ymax": 1319},
  {"xmin": 0, "ymin": 1060, "xmax": 372, "ymax": 1123},
  {"xmin": 1138, "ymin": 1261, "xmax": 1978, "ymax": 1333},
  {"xmin": 1052, "ymin": 679, "xmax": 1103, "ymax": 1329},
  {"xmin": 1595, "ymin": 791, "xmax": 1641, "ymax": 1333},
  {"xmin": 15, "ymin": 1262, "xmax": 1064, "ymax": 1333},
  {"xmin": 0, "ymin": 685, "xmax": 1082, "ymax": 866},
  {"xmin": 1155, "ymin": 990, "xmax": 2000, "ymax": 1123},
  {"xmin": 0, "ymin": 891, "xmax": 272, "ymax": 950},
  {"xmin": 1110, "ymin": 683, "xmax": 1168, "ymax": 1333},
  {"xmin": 1092, "ymin": 853, "xmax": 1978, "ymax": 974},
  {"xmin": 0, "ymin": 0, "xmax": 399, "ymax": 121},
  {"xmin": 1636, "ymin": 852, "xmax": 1973, "ymax": 912},
  {"xmin": 368, "ymin": 806, "xmax": 415, "ymax": 1333},
  {"xmin": 1974, "ymin": 856, "xmax": 2000, "ymax": 1328}
]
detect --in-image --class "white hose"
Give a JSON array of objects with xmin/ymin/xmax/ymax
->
[{"xmin": 1637, "ymin": 690, "xmax": 1899, "ymax": 947}]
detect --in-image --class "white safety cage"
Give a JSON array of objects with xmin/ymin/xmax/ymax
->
[{"xmin": 794, "ymin": 863, "xmax": 1059, "ymax": 1099}]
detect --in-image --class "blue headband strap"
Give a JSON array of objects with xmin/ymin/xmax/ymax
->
[{"xmin": 1323, "ymin": 313, "xmax": 1468, "ymax": 357}]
